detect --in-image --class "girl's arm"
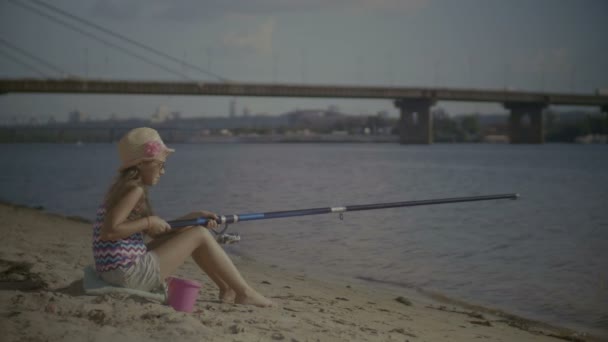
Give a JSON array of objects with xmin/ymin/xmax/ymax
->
[{"xmin": 100, "ymin": 186, "xmax": 149, "ymax": 241}]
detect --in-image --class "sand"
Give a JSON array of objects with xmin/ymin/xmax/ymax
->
[{"xmin": 0, "ymin": 202, "xmax": 596, "ymax": 342}]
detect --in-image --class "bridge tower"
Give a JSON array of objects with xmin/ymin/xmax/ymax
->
[
  {"xmin": 504, "ymin": 102, "xmax": 547, "ymax": 144},
  {"xmin": 394, "ymin": 98, "xmax": 436, "ymax": 144}
]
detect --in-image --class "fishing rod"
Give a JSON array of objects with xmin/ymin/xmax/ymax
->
[{"xmin": 168, "ymin": 193, "xmax": 519, "ymax": 244}]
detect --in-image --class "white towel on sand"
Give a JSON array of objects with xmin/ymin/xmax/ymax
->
[{"xmin": 82, "ymin": 265, "xmax": 166, "ymax": 303}]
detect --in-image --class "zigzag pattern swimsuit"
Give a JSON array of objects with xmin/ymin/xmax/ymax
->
[{"xmin": 92, "ymin": 204, "xmax": 147, "ymax": 273}]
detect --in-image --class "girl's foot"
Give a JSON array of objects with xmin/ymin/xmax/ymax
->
[
  {"xmin": 235, "ymin": 289, "xmax": 274, "ymax": 307},
  {"xmin": 219, "ymin": 288, "xmax": 236, "ymax": 303}
]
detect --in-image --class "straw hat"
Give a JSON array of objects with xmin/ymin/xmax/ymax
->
[{"xmin": 117, "ymin": 127, "xmax": 175, "ymax": 171}]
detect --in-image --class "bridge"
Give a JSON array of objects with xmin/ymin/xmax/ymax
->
[{"xmin": 2, "ymin": 78, "xmax": 607, "ymax": 144}]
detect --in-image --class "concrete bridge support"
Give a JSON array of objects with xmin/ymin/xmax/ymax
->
[
  {"xmin": 603, "ymin": 106, "xmax": 608, "ymax": 143},
  {"xmin": 394, "ymin": 98, "xmax": 436, "ymax": 144},
  {"xmin": 504, "ymin": 102, "xmax": 547, "ymax": 144}
]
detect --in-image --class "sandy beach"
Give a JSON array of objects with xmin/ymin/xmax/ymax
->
[{"xmin": 0, "ymin": 202, "xmax": 596, "ymax": 342}]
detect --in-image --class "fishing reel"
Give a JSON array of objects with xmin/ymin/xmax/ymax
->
[{"xmin": 210, "ymin": 223, "xmax": 240, "ymax": 244}]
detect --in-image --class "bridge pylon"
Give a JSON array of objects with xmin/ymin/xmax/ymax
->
[
  {"xmin": 504, "ymin": 102, "xmax": 547, "ymax": 144},
  {"xmin": 602, "ymin": 106, "xmax": 608, "ymax": 144},
  {"xmin": 394, "ymin": 98, "xmax": 436, "ymax": 144}
]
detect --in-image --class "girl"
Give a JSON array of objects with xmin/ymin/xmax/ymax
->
[{"xmin": 92, "ymin": 127, "xmax": 273, "ymax": 307}]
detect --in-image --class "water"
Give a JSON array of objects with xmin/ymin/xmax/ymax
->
[{"xmin": 1, "ymin": 142, "xmax": 607, "ymax": 337}]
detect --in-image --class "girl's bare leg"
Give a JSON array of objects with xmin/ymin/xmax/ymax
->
[
  {"xmin": 151, "ymin": 227, "xmax": 273, "ymax": 307},
  {"xmin": 149, "ymin": 230, "xmax": 235, "ymax": 302},
  {"xmin": 192, "ymin": 247, "xmax": 236, "ymax": 303}
]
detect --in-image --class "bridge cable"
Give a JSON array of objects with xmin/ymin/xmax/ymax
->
[
  {"xmin": 27, "ymin": 0, "xmax": 228, "ymax": 82},
  {"xmin": 7, "ymin": 0, "xmax": 194, "ymax": 80},
  {"xmin": 0, "ymin": 38, "xmax": 68, "ymax": 77},
  {"xmin": 0, "ymin": 48, "xmax": 50, "ymax": 77}
]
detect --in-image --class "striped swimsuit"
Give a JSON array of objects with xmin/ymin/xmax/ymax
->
[{"xmin": 92, "ymin": 204, "xmax": 147, "ymax": 273}]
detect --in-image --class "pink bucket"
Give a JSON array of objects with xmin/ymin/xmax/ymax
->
[{"xmin": 167, "ymin": 277, "xmax": 201, "ymax": 312}]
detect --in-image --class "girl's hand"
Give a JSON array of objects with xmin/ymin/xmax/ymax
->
[
  {"xmin": 146, "ymin": 216, "xmax": 171, "ymax": 237},
  {"xmin": 186, "ymin": 210, "xmax": 219, "ymax": 229}
]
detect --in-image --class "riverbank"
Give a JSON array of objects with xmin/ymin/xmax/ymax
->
[{"xmin": 0, "ymin": 202, "xmax": 596, "ymax": 341}]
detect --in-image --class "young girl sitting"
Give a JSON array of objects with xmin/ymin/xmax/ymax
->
[{"xmin": 92, "ymin": 127, "xmax": 273, "ymax": 307}]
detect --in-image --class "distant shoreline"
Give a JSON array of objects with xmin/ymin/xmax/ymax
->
[
  {"xmin": 189, "ymin": 134, "xmax": 401, "ymax": 144},
  {"xmin": 2, "ymin": 132, "xmax": 607, "ymax": 144}
]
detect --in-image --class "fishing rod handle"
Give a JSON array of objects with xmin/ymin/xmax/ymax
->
[{"xmin": 169, "ymin": 215, "xmax": 233, "ymax": 229}]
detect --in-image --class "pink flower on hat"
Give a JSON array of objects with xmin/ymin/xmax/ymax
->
[{"xmin": 143, "ymin": 141, "xmax": 163, "ymax": 157}]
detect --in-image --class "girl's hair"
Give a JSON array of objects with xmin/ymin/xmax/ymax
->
[{"xmin": 104, "ymin": 166, "xmax": 153, "ymax": 219}]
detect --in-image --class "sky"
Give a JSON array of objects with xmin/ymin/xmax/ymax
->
[{"xmin": 0, "ymin": 0, "xmax": 607, "ymax": 122}]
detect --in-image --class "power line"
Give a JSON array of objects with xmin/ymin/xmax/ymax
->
[
  {"xmin": 0, "ymin": 48, "xmax": 50, "ymax": 77},
  {"xmin": 28, "ymin": 0, "xmax": 228, "ymax": 82},
  {"xmin": 8, "ymin": 0, "xmax": 193, "ymax": 80},
  {"xmin": 0, "ymin": 38, "xmax": 68, "ymax": 76}
]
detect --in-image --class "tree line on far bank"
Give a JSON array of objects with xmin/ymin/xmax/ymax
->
[{"xmin": 428, "ymin": 111, "xmax": 607, "ymax": 143}]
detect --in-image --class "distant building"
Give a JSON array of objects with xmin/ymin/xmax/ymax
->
[
  {"xmin": 170, "ymin": 111, "xmax": 181, "ymax": 121},
  {"xmin": 595, "ymin": 88, "xmax": 608, "ymax": 96},
  {"xmin": 151, "ymin": 105, "xmax": 170, "ymax": 123},
  {"xmin": 328, "ymin": 105, "xmax": 340, "ymax": 113},
  {"xmin": 68, "ymin": 110, "xmax": 87, "ymax": 123},
  {"xmin": 229, "ymin": 99, "xmax": 236, "ymax": 118},
  {"xmin": 283, "ymin": 108, "xmax": 350, "ymax": 132},
  {"xmin": 377, "ymin": 110, "xmax": 389, "ymax": 118}
]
